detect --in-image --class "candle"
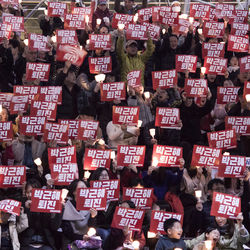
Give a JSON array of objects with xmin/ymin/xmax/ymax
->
[
  {"xmin": 51, "ymin": 35, "xmax": 57, "ymax": 43},
  {"xmin": 223, "ymin": 152, "xmax": 230, "ymax": 156},
  {"xmin": 0, "ymin": 105, "xmax": 2, "ymax": 114},
  {"xmin": 195, "ymin": 190, "xmax": 202, "ymax": 198},
  {"xmin": 133, "ymin": 13, "xmax": 138, "ymax": 23},
  {"xmin": 246, "ymin": 94, "xmax": 250, "ymax": 102},
  {"xmin": 147, "ymin": 232, "xmax": 156, "ymax": 238},
  {"xmin": 111, "ymin": 151, "xmax": 116, "ymax": 159},
  {"xmin": 149, "ymin": 128, "xmax": 155, "ymax": 138},
  {"xmin": 118, "ymin": 23, "xmax": 125, "ymax": 30},
  {"xmin": 152, "ymin": 158, "xmax": 158, "ymax": 167},
  {"xmin": 137, "ymin": 120, "xmax": 142, "ymax": 127},
  {"xmin": 85, "ymin": 15, "xmax": 89, "ymax": 24},
  {"xmin": 34, "ymin": 158, "xmax": 42, "ymax": 166},
  {"xmin": 95, "ymin": 74, "xmax": 106, "ymax": 83},
  {"xmin": 23, "ymin": 39, "xmax": 29, "ymax": 46},
  {"xmin": 84, "ymin": 171, "xmax": 91, "ymax": 179},
  {"xmin": 98, "ymin": 139, "xmax": 105, "ymax": 145},
  {"xmin": 86, "ymin": 39, "xmax": 90, "ymax": 45},
  {"xmin": 87, "ymin": 227, "xmax": 96, "ymax": 237},
  {"xmin": 201, "ymin": 67, "xmax": 206, "ymax": 75},
  {"xmin": 162, "ymin": 28, "xmax": 166, "ymax": 35},
  {"xmin": 61, "ymin": 189, "xmax": 69, "ymax": 201},
  {"xmin": 204, "ymin": 240, "xmax": 213, "ymax": 250},
  {"xmin": 189, "ymin": 17, "xmax": 194, "ymax": 24},
  {"xmin": 132, "ymin": 240, "xmax": 140, "ymax": 250},
  {"xmin": 44, "ymin": 9, "xmax": 48, "ymax": 16},
  {"xmin": 96, "ymin": 18, "xmax": 102, "ymax": 25},
  {"xmin": 144, "ymin": 91, "xmax": 150, "ymax": 99},
  {"xmin": 198, "ymin": 28, "xmax": 203, "ymax": 35}
]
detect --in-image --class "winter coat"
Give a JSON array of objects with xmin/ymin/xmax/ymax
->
[
  {"xmin": 92, "ymin": 7, "xmax": 112, "ymax": 30},
  {"xmin": 155, "ymin": 235, "xmax": 186, "ymax": 250},
  {"xmin": 116, "ymin": 36, "xmax": 155, "ymax": 86}
]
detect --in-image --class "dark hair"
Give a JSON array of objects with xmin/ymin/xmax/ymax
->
[
  {"xmin": 154, "ymin": 200, "xmax": 172, "ymax": 212},
  {"xmin": 215, "ymin": 218, "xmax": 234, "ymax": 238},
  {"xmin": 205, "ymin": 226, "xmax": 219, "ymax": 235},
  {"xmin": 169, "ymin": 34, "xmax": 178, "ymax": 40},
  {"xmin": 89, "ymin": 168, "xmax": 109, "ymax": 181},
  {"xmin": 207, "ymin": 179, "xmax": 224, "ymax": 191},
  {"xmin": 25, "ymin": 178, "xmax": 42, "ymax": 191},
  {"xmin": 164, "ymin": 218, "xmax": 180, "ymax": 233},
  {"xmin": 129, "ymin": 178, "xmax": 144, "ymax": 188},
  {"xmin": 67, "ymin": 179, "xmax": 87, "ymax": 199},
  {"xmin": 9, "ymin": 39, "xmax": 20, "ymax": 49},
  {"xmin": 120, "ymin": 200, "xmax": 136, "ymax": 209},
  {"xmin": 238, "ymin": 87, "xmax": 244, "ymax": 97}
]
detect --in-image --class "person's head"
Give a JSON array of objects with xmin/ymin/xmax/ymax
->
[
  {"xmin": 0, "ymin": 211, "xmax": 11, "ymax": 224},
  {"xmin": 164, "ymin": 218, "xmax": 183, "ymax": 239},
  {"xmin": 181, "ymin": 91, "xmax": 193, "ymax": 107},
  {"xmin": 157, "ymin": 89, "xmax": 169, "ymax": 102},
  {"xmin": 134, "ymin": 85, "xmax": 144, "ymax": 95},
  {"xmin": 229, "ymin": 56, "xmax": 238, "ymax": 67},
  {"xmin": 65, "ymin": 69, "xmax": 76, "ymax": 85},
  {"xmin": 223, "ymin": 79, "xmax": 234, "ymax": 87},
  {"xmin": 120, "ymin": 200, "xmax": 136, "ymax": 209},
  {"xmin": 99, "ymin": 25, "xmax": 109, "ymax": 34},
  {"xmin": 207, "ymin": 74, "xmax": 217, "ymax": 83},
  {"xmin": 98, "ymin": 0, "xmax": 107, "ymax": 11},
  {"xmin": 238, "ymin": 87, "xmax": 250, "ymax": 110},
  {"xmin": 25, "ymin": 47, "xmax": 37, "ymax": 62},
  {"xmin": 25, "ymin": 178, "xmax": 42, "ymax": 200},
  {"xmin": 90, "ymin": 168, "xmax": 109, "ymax": 181},
  {"xmin": 0, "ymin": 107, "xmax": 9, "ymax": 121},
  {"xmin": 169, "ymin": 35, "xmax": 178, "ymax": 50},
  {"xmin": 126, "ymin": 40, "xmax": 138, "ymax": 56},
  {"xmin": 130, "ymin": 178, "xmax": 144, "ymax": 188},
  {"xmin": 207, "ymin": 179, "xmax": 225, "ymax": 199},
  {"xmin": 205, "ymin": 227, "xmax": 220, "ymax": 248},
  {"xmin": 9, "ymin": 39, "xmax": 20, "ymax": 56},
  {"xmin": 37, "ymin": 51, "xmax": 47, "ymax": 61},
  {"xmin": 72, "ymin": 139, "xmax": 83, "ymax": 152},
  {"xmin": 215, "ymin": 217, "xmax": 227, "ymax": 227},
  {"xmin": 207, "ymin": 38, "xmax": 218, "ymax": 43},
  {"xmin": 124, "ymin": 0, "xmax": 134, "ymax": 10},
  {"xmin": 237, "ymin": 71, "xmax": 249, "ymax": 84},
  {"xmin": 152, "ymin": 200, "xmax": 172, "ymax": 212},
  {"xmin": 68, "ymin": 179, "xmax": 87, "ymax": 200}
]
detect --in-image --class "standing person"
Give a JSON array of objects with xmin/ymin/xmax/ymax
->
[{"xmin": 114, "ymin": 0, "xmax": 147, "ymax": 14}]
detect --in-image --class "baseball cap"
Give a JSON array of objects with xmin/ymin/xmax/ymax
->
[{"xmin": 126, "ymin": 40, "xmax": 137, "ymax": 47}]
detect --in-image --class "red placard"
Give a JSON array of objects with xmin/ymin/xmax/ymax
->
[
  {"xmin": 19, "ymin": 116, "xmax": 46, "ymax": 136},
  {"xmin": 123, "ymin": 188, "xmax": 153, "ymax": 209},
  {"xmin": 48, "ymin": 146, "xmax": 78, "ymax": 185},
  {"xmin": 243, "ymin": 81, "xmax": 250, "ymax": 101},
  {"xmin": 225, "ymin": 116, "xmax": 250, "ymax": 136},
  {"xmin": 203, "ymin": 21, "xmax": 225, "ymax": 38},
  {"xmin": 0, "ymin": 122, "xmax": 12, "ymax": 142},
  {"xmin": 30, "ymin": 189, "xmax": 62, "ymax": 213},
  {"xmin": 240, "ymin": 56, "xmax": 250, "ymax": 73},
  {"xmin": 0, "ymin": 166, "xmax": 26, "ymax": 188},
  {"xmin": 126, "ymin": 24, "xmax": 148, "ymax": 41},
  {"xmin": 155, "ymin": 107, "xmax": 180, "ymax": 129},
  {"xmin": 138, "ymin": 7, "xmax": 153, "ymax": 23},
  {"xmin": 30, "ymin": 100, "xmax": 57, "ymax": 121},
  {"xmin": 56, "ymin": 30, "xmax": 78, "ymax": 45},
  {"xmin": 211, "ymin": 192, "xmax": 241, "ymax": 219},
  {"xmin": 142, "ymin": 23, "xmax": 160, "ymax": 41},
  {"xmin": 14, "ymin": 86, "xmax": 40, "ymax": 104},
  {"xmin": 218, "ymin": 155, "xmax": 246, "ymax": 178},
  {"xmin": 89, "ymin": 34, "xmax": 111, "ymax": 50},
  {"xmin": 159, "ymin": 10, "xmax": 179, "ymax": 26},
  {"xmin": 76, "ymin": 188, "xmax": 107, "ymax": 210},
  {"xmin": 84, "ymin": 149, "xmax": 111, "ymax": 170},
  {"xmin": 150, "ymin": 211, "xmax": 183, "ymax": 234},
  {"xmin": 0, "ymin": 23, "xmax": 12, "ymax": 40},
  {"xmin": 43, "ymin": 123, "xmax": 69, "ymax": 144},
  {"xmin": 117, "ymin": 145, "xmax": 145, "ymax": 167},
  {"xmin": 56, "ymin": 44, "xmax": 87, "ymax": 67},
  {"xmin": 88, "ymin": 56, "xmax": 112, "ymax": 74},
  {"xmin": 208, "ymin": 8, "xmax": 217, "ymax": 22},
  {"xmin": 0, "ymin": 199, "xmax": 21, "ymax": 216},
  {"xmin": 90, "ymin": 179, "xmax": 120, "ymax": 201},
  {"xmin": 191, "ymin": 145, "xmax": 222, "ymax": 167},
  {"xmin": 127, "ymin": 70, "xmax": 142, "ymax": 88},
  {"xmin": 64, "ymin": 14, "xmax": 85, "ymax": 30},
  {"xmin": 227, "ymin": 35, "xmax": 249, "ymax": 53},
  {"xmin": 9, "ymin": 95, "xmax": 28, "ymax": 115},
  {"xmin": 204, "ymin": 57, "xmax": 228, "ymax": 75},
  {"xmin": 231, "ymin": 23, "xmax": 249, "ymax": 37},
  {"xmin": 202, "ymin": 43, "xmax": 225, "ymax": 58},
  {"xmin": 47, "ymin": 2, "xmax": 67, "ymax": 17},
  {"xmin": 215, "ymin": 4, "xmax": 235, "ymax": 19},
  {"xmin": 71, "ymin": 6, "xmax": 92, "ymax": 25},
  {"xmin": 3, "ymin": 16, "xmax": 24, "ymax": 32},
  {"xmin": 26, "ymin": 63, "xmax": 50, "ymax": 82},
  {"xmin": 172, "ymin": 18, "xmax": 191, "ymax": 35},
  {"xmin": 184, "ymin": 79, "xmax": 208, "ymax": 97},
  {"xmin": 217, "ymin": 87, "xmax": 240, "ymax": 104},
  {"xmin": 101, "ymin": 82, "xmax": 126, "ymax": 102},
  {"xmin": 229, "ymin": 10, "xmax": 248, "ymax": 24},
  {"xmin": 0, "ymin": 93, "xmax": 13, "ymax": 109},
  {"xmin": 190, "ymin": 4, "xmax": 210, "ymax": 20},
  {"xmin": 111, "ymin": 13, "xmax": 133, "ymax": 29},
  {"xmin": 39, "ymin": 86, "xmax": 62, "ymax": 104},
  {"xmin": 175, "ymin": 55, "xmax": 197, "ymax": 73},
  {"xmin": 111, "ymin": 207, "xmax": 145, "ymax": 231},
  {"xmin": 59, "ymin": 119, "xmax": 79, "ymax": 139},
  {"xmin": 112, "ymin": 106, "xmax": 139, "ymax": 126},
  {"xmin": 152, "ymin": 69, "xmax": 177, "ymax": 90},
  {"xmin": 152, "ymin": 6, "xmax": 171, "ymax": 23},
  {"xmin": 207, "ymin": 129, "xmax": 237, "ymax": 150},
  {"xmin": 152, "ymin": 145, "xmax": 183, "ymax": 167},
  {"xmin": 28, "ymin": 33, "xmax": 49, "ymax": 52},
  {"xmin": 77, "ymin": 120, "xmax": 99, "ymax": 141}
]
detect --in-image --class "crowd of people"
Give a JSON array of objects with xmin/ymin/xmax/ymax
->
[{"xmin": 0, "ymin": 0, "xmax": 250, "ymax": 249}]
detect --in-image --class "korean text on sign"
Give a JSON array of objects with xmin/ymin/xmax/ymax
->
[
  {"xmin": 76, "ymin": 188, "xmax": 107, "ymax": 210},
  {"xmin": 84, "ymin": 149, "xmax": 111, "ymax": 170},
  {"xmin": 0, "ymin": 199, "xmax": 21, "ymax": 216},
  {"xmin": 111, "ymin": 207, "xmax": 145, "ymax": 231},
  {"xmin": 43, "ymin": 123, "xmax": 69, "ymax": 144},
  {"xmin": 155, "ymin": 107, "xmax": 180, "ymax": 129},
  {"xmin": 0, "ymin": 166, "xmax": 26, "ymax": 188},
  {"xmin": 0, "ymin": 121, "xmax": 12, "ymax": 142},
  {"xmin": 19, "ymin": 116, "xmax": 46, "ymax": 136},
  {"xmin": 175, "ymin": 55, "xmax": 197, "ymax": 73},
  {"xmin": 152, "ymin": 70, "xmax": 177, "ymax": 90},
  {"xmin": 30, "ymin": 189, "xmax": 62, "ymax": 213},
  {"xmin": 101, "ymin": 82, "xmax": 126, "ymax": 102},
  {"xmin": 191, "ymin": 145, "xmax": 222, "ymax": 167},
  {"xmin": 211, "ymin": 192, "xmax": 241, "ymax": 219},
  {"xmin": 112, "ymin": 106, "xmax": 139, "ymax": 126},
  {"xmin": 225, "ymin": 116, "xmax": 250, "ymax": 136},
  {"xmin": 117, "ymin": 145, "xmax": 145, "ymax": 167}
]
